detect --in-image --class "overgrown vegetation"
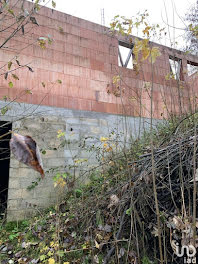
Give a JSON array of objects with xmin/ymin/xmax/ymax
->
[
  {"xmin": 185, "ymin": 1, "xmax": 198, "ymax": 55},
  {"xmin": 0, "ymin": 1, "xmax": 198, "ymax": 264},
  {"xmin": 1, "ymin": 113, "xmax": 198, "ymax": 263}
]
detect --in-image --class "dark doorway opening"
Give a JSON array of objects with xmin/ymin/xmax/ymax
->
[{"xmin": 0, "ymin": 121, "xmax": 12, "ymax": 218}]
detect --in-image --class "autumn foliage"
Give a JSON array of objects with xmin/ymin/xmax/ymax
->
[{"xmin": 10, "ymin": 133, "xmax": 44, "ymax": 178}]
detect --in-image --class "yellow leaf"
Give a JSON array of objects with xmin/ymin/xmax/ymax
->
[
  {"xmin": 149, "ymin": 47, "xmax": 161, "ymax": 64},
  {"xmin": 74, "ymin": 158, "xmax": 88, "ymax": 164},
  {"xmin": 100, "ymin": 137, "xmax": 109, "ymax": 142},
  {"xmin": 165, "ymin": 73, "xmax": 171, "ymax": 80},
  {"xmin": 54, "ymin": 178, "xmax": 66, "ymax": 188},
  {"xmin": 48, "ymin": 258, "xmax": 55, "ymax": 264},
  {"xmin": 95, "ymin": 240, "xmax": 100, "ymax": 249},
  {"xmin": 103, "ymin": 143, "xmax": 108, "ymax": 148},
  {"xmin": 143, "ymin": 26, "xmax": 151, "ymax": 37},
  {"xmin": 112, "ymin": 75, "xmax": 120, "ymax": 85},
  {"xmin": 141, "ymin": 47, "xmax": 150, "ymax": 61},
  {"xmin": 133, "ymin": 39, "xmax": 143, "ymax": 61},
  {"xmin": 43, "ymin": 246, "xmax": 49, "ymax": 251},
  {"xmin": 47, "ymin": 251, "xmax": 53, "ymax": 256},
  {"xmin": 64, "ymin": 262, "xmax": 70, "ymax": 264},
  {"xmin": 57, "ymin": 130, "xmax": 65, "ymax": 138},
  {"xmin": 106, "ymin": 147, "xmax": 112, "ymax": 152},
  {"xmin": 50, "ymin": 241, "xmax": 55, "ymax": 247},
  {"xmin": 8, "ymin": 61, "xmax": 12, "ymax": 70},
  {"xmin": 129, "ymin": 96, "xmax": 137, "ymax": 101}
]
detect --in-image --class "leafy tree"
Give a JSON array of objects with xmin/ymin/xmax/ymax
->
[{"xmin": 185, "ymin": 0, "xmax": 198, "ymax": 54}]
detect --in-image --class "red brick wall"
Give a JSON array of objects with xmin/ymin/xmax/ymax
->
[{"xmin": 0, "ymin": 1, "xmax": 198, "ymax": 119}]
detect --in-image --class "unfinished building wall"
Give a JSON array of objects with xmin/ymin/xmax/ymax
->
[
  {"xmin": 0, "ymin": 1, "xmax": 197, "ymax": 120},
  {"xmin": 0, "ymin": 2, "xmax": 198, "ymax": 220}
]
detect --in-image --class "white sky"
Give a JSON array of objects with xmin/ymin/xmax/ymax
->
[{"xmin": 50, "ymin": 0, "xmax": 196, "ymax": 49}]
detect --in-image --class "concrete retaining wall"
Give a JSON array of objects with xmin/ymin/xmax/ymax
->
[{"xmin": 0, "ymin": 101, "xmax": 156, "ymax": 221}]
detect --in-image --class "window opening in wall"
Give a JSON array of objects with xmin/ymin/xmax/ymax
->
[
  {"xmin": 0, "ymin": 121, "xmax": 12, "ymax": 218},
  {"xmin": 169, "ymin": 56, "xmax": 183, "ymax": 81},
  {"xmin": 187, "ymin": 60, "xmax": 198, "ymax": 76},
  {"xmin": 118, "ymin": 41, "xmax": 134, "ymax": 69}
]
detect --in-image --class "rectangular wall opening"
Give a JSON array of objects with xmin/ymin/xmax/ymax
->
[
  {"xmin": 118, "ymin": 41, "xmax": 134, "ymax": 69},
  {"xmin": 0, "ymin": 121, "xmax": 12, "ymax": 218},
  {"xmin": 187, "ymin": 60, "xmax": 198, "ymax": 76},
  {"xmin": 169, "ymin": 56, "xmax": 184, "ymax": 81}
]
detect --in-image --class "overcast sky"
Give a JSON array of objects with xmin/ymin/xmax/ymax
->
[{"xmin": 47, "ymin": 0, "xmax": 196, "ymax": 49}]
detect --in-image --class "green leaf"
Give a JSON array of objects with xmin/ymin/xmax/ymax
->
[
  {"xmin": 8, "ymin": 9, "xmax": 15, "ymax": 17},
  {"xmin": 96, "ymin": 210, "xmax": 103, "ymax": 226},
  {"xmin": 57, "ymin": 79, "xmax": 62, "ymax": 84},
  {"xmin": 8, "ymin": 61, "xmax": 12, "ymax": 70},
  {"xmin": 12, "ymin": 74, "xmax": 19, "ymax": 80},
  {"xmin": 40, "ymin": 255, "xmax": 46, "ymax": 261},
  {"xmin": 52, "ymin": 0, "xmax": 56, "ymax": 8},
  {"xmin": 8, "ymin": 81, "xmax": 13, "ymax": 88},
  {"xmin": 126, "ymin": 208, "xmax": 132, "ymax": 215},
  {"xmin": 25, "ymin": 89, "xmax": 33, "ymax": 94},
  {"xmin": 62, "ymin": 173, "xmax": 67, "ymax": 179},
  {"xmin": 57, "ymin": 250, "xmax": 64, "ymax": 257},
  {"xmin": 58, "ymin": 26, "xmax": 64, "ymax": 34},
  {"xmin": 1, "ymin": 106, "xmax": 8, "ymax": 115},
  {"xmin": 3, "ymin": 96, "xmax": 8, "ymax": 101},
  {"xmin": 75, "ymin": 189, "xmax": 83, "ymax": 198}
]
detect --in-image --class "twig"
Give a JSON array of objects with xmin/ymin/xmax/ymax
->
[{"xmin": 103, "ymin": 206, "xmax": 127, "ymax": 264}]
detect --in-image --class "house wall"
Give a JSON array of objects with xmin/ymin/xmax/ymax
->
[
  {"xmin": 0, "ymin": 1, "xmax": 197, "ymax": 120},
  {"xmin": 0, "ymin": 1, "xmax": 198, "ymax": 220}
]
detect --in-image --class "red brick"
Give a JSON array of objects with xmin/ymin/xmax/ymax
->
[
  {"xmin": 78, "ymin": 99, "xmax": 92, "ymax": 111},
  {"xmin": 67, "ymin": 86, "xmax": 79, "ymax": 98},
  {"xmin": 78, "ymin": 89, "xmax": 95, "ymax": 100},
  {"xmin": 62, "ymin": 97, "xmax": 69, "ymax": 108},
  {"xmin": 90, "ymin": 59, "xmax": 104, "ymax": 71},
  {"xmin": 1, "ymin": 3, "xmax": 197, "ymax": 119},
  {"xmin": 40, "ymin": 94, "xmax": 49, "ymax": 106},
  {"xmin": 0, "ymin": 88, "xmax": 9, "ymax": 98},
  {"xmin": 67, "ymin": 97, "xmax": 79, "ymax": 109},
  {"xmin": 79, "ymin": 67, "xmax": 91, "ymax": 79},
  {"xmin": 91, "ymin": 101, "xmax": 106, "ymax": 112},
  {"xmin": 79, "ymin": 57, "xmax": 90, "ymax": 68},
  {"xmin": 54, "ymin": 95, "xmax": 63, "ymax": 108}
]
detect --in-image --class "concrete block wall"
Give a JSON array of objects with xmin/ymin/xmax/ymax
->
[{"xmin": 0, "ymin": 101, "xmax": 154, "ymax": 221}]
